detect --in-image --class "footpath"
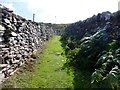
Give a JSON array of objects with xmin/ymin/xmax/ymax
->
[{"xmin": 2, "ymin": 36, "xmax": 74, "ymax": 88}]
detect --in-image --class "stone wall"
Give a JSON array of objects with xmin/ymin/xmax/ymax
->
[
  {"xmin": 62, "ymin": 11, "xmax": 120, "ymax": 41},
  {"xmin": 52, "ymin": 24, "xmax": 68, "ymax": 35},
  {"xmin": 0, "ymin": 4, "xmax": 54, "ymax": 79},
  {"xmin": 61, "ymin": 10, "xmax": 120, "ymax": 88}
]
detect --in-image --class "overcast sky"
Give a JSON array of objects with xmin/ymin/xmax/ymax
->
[{"xmin": 1, "ymin": 0, "xmax": 120, "ymax": 24}]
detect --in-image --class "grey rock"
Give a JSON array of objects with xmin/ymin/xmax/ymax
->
[
  {"xmin": 0, "ymin": 4, "xmax": 54, "ymax": 79},
  {"xmin": 0, "ymin": 25, "xmax": 5, "ymax": 31},
  {"xmin": 0, "ymin": 31, "xmax": 4, "ymax": 36},
  {"xmin": 0, "ymin": 37, "xmax": 4, "ymax": 42},
  {"xmin": 10, "ymin": 32, "xmax": 17, "ymax": 37},
  {"xmin": 4, "ymin": 19, "xmax": 11, "ymax": 24},
  {"xmin": 0, "ymin": 45, "xmax": 5, "ymax": 48}
]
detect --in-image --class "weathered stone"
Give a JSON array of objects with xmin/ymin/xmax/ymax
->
[
  {"xmin": 15, "ymin": 54, "xmax": 21, "ymax": 60},
  {"xmin": 0, "ymin": 64, "xmax": 8, "ymax": 68},
  {"xmin": 0, "ymin": 31, "xmax": 4, "ymax": 36},
  {"xmin": 2, "ymin": 48, "xmax": 9, "ymax": 51},
  {"xmin": 0, "ymin": 37, "xmax": 3, "ymax": 42},
  {"xmin": 0, "ymin": 45, "xmax": 5, "ymax": 48},
  {"xmin": 10, "ymin": 32, "xmax": 17, "ymax": 37},
  {"xmin": 0, "ymin": 4, "xmax": 55, "ymax": 80},
  {"xmin": 4, "ymin": 19, "xmax": 11, "ymax": 24},
  {"xmin": 0, "ymin": 25, "xmax": 5, "ymax": 31},
  {"xmin": 4, "ymin": 55, "xmax": 12, "ymax": 60},
  {"xmin": 12, "ymin": 60, "xmax": 19, "ymax": 64}
]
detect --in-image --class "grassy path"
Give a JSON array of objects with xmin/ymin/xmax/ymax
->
[
  {"xmin": 2, "ymin": 36, "xmax": 74, "ymax": 88},
  {"xmin": 31, "ymin": 36, "xmax": 74, "ymax": 88},
  {"xmin": 2, "ymin": 36, "xmax": 91, "ymax": 88}
]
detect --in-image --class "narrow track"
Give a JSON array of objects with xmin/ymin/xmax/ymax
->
[{"xmin": 2, "ymin": 36, "xmax": 74, "ymax": 88}]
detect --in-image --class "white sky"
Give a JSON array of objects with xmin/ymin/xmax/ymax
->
[{"xmin": 1, "ymin": 0, "xmax": 120, "ymax": 24}]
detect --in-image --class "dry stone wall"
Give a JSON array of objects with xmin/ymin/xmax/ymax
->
[
  {"xmin": 62, "ymin": 10, "xmax": 120, "ymax": 88},
  {"xmin": 0, "ymin": 4, "xmax": 54, "ymax": 79}
]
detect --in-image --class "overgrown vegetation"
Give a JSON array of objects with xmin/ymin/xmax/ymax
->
[
  {"xmin": 61, "ymin": 30, "xmax": 120, "ymax": 89},
  {"xmin": 61, "ymin": 12, "xmax": 120, "ymax": 89}
]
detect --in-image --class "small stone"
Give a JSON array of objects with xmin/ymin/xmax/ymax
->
[
  {"xmin": 11, "ymin": 32, "xmax": 17, "ymax": 37},
  {"xmin": 0, "ymin": 45, "xmax": 5, "ymax": 48},
  {"xmin": 16, "ymin": 54, "xmax": 21, "ymax": 60},
  {"xmin": 0, "ymin": 37, "xmax": 4, "ymax": 42},
  {"xmin": 0, "ymin": 25, "xmax": 5, "ymax": 31},
  {"xmin": 4, "ymin": 55, "xmax": 12, "ymax": 60},
  {"xmin": 2, "ymin": 48, "xmax": 9, "ymax": 51},
  {"xmin": 12, "ymin": 60, "xmax": 19, "ymax": 64},
  {"xmin": 0, "ymin": 31, "xmax": 4, "ymax": 36},
  {"xmin": 4, "ymin": 19, "xmax": 11, "ymax": 24},
  {"xmin": 9, "ymin": 71, "xmax": 14, "ymax": 76},
  {"xmin": 0, "ymin": 64, "xmax": 8, "ymax": 68}
]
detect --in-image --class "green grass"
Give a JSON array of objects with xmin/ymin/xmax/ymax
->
[
  {"xmin": 2, "ymin": 36, "xmax": 74, "ymax": 88},
  {"xmin": 2, "ymin": 36, "xmax": 91, "ymax": 88},
  {"xmin": 30, "ymin": 36, "xmax": 74, "ymax": 88}
]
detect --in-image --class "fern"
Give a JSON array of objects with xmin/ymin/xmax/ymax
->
[
  {"xmin": 91, "ymin": 69, "xmax": 104, "ymax": 84},
  {"xmin": 101, "ymin": 65, "xmax": 120, "ymax": 89}
]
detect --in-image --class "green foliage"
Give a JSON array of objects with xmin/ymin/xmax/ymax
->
[
  {"xmin": 55, "ymin": 24, "xmax": 67, "ymax": 30},
  {"xmin": 91, "ymin": 69, "xmax": 104, "ymax": 84},
  {"xmin": 91, "ymin": 65, "xmax": 120, "ymax": 89},
  {"xmin": 102, "ymin": 65, "xmax": 120, "ymax": 89},
  {"xmin": 66, "ymin": 48, "xmax": 80, "ymax": 65},
  {"xmin": 107, "ymin": 40, "xmax": 118, "ymax": 51},
  {"xmin": 61, "ymin": 26, "xmax": 120, "ymax": 89}
]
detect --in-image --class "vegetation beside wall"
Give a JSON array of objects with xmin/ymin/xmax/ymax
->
[{"xmin": 61, "ymin": 11, "xmax": 120, "ymax": 89}]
